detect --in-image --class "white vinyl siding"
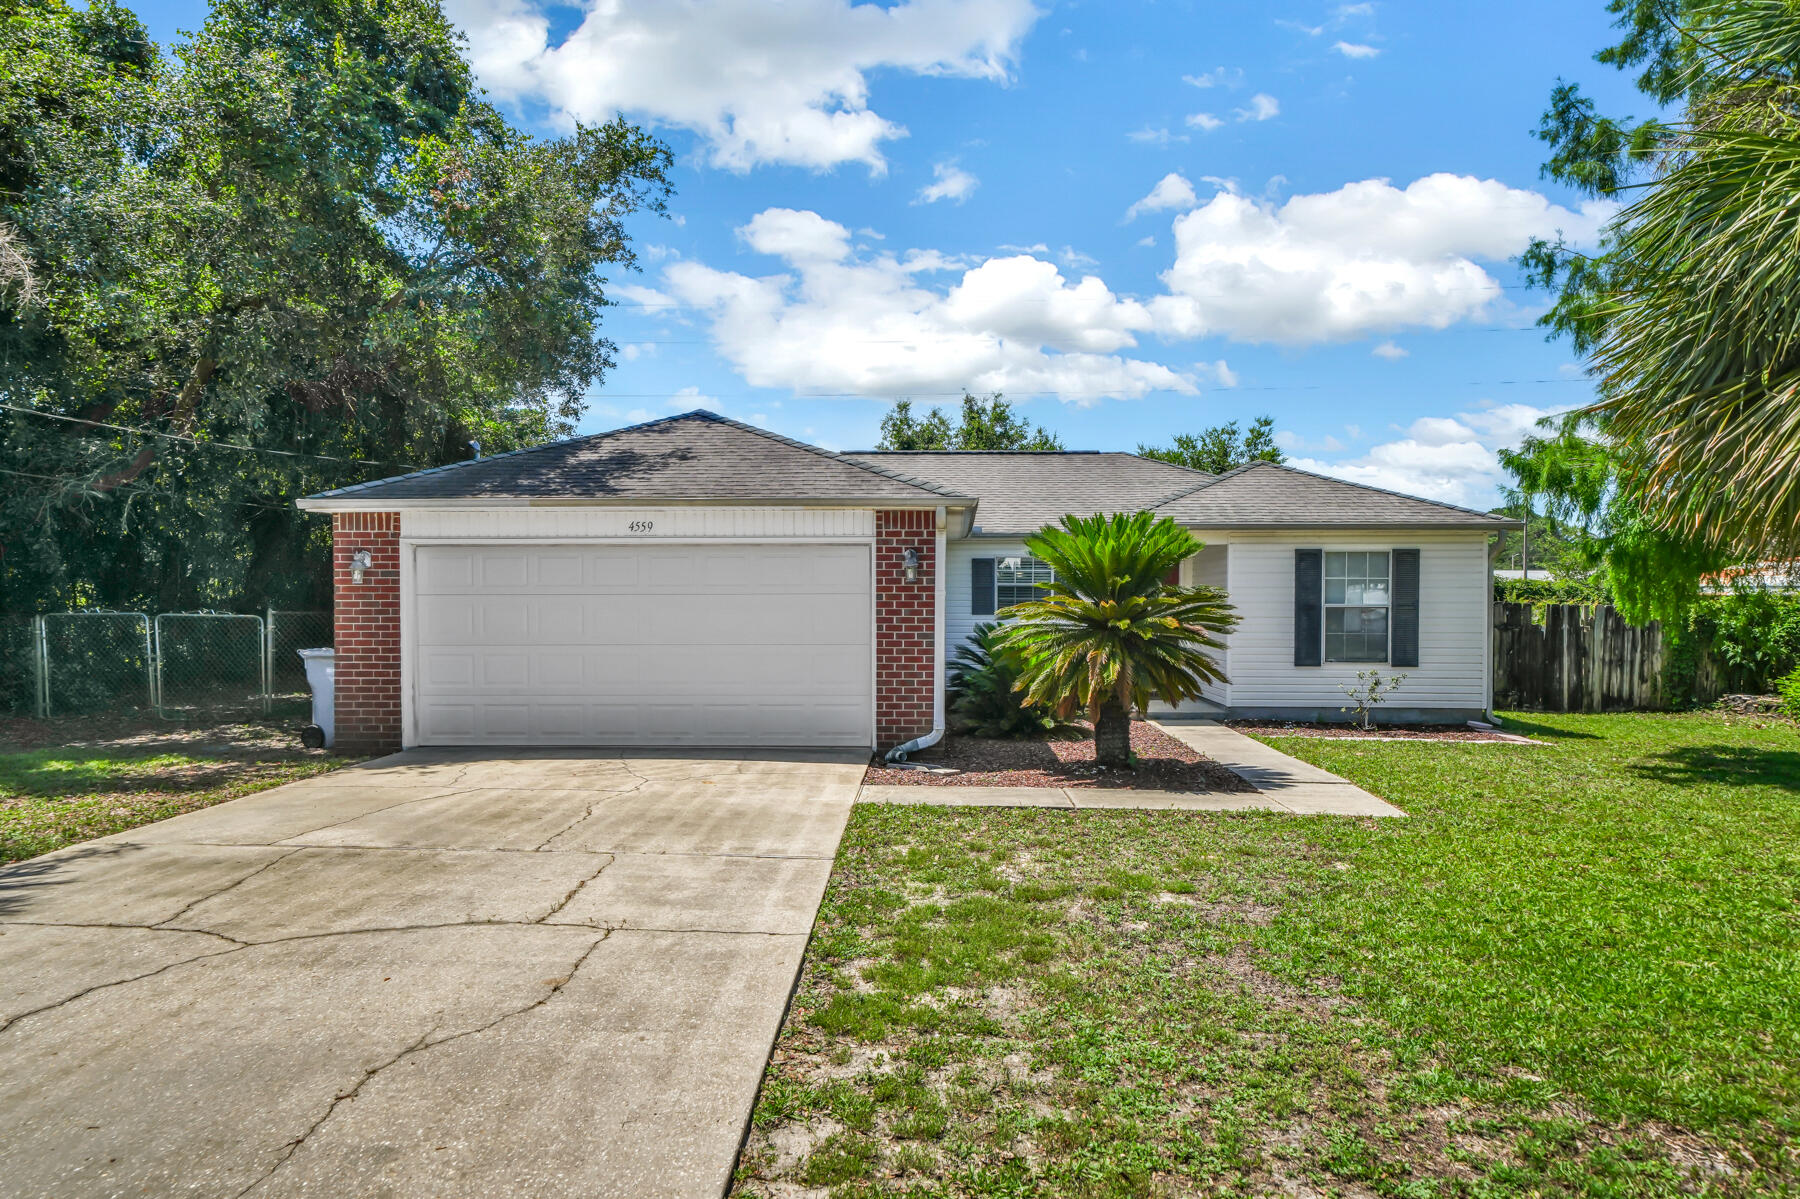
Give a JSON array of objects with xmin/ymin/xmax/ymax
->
[
  {"xmin": 946, "ymin": 538, "xmax": 1034, "ymax": 660},
  {"xmin": 1219, "ymin": 530, "xmax": 1489, "ymax": 712},
  {"xmin": 1183, "ymin": 543, "xmax": 1231, "ymax": 704}
]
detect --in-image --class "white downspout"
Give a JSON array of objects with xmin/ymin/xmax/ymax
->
[
  {"xmin": 885, "ymin": 509, "xmax": 948, "ymax": 762},
  {"xmin": 1485, "ymin": 534, "xmax": 1505, "ymax": 721}
]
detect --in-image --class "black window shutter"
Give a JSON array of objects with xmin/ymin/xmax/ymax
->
[
  {"xmin": 1390, "ymin": 548, "xmax": 1420, "ymax": 667},
  {"xmin": 971, "ymin": 557, "xmax": 996, "ymax": 616},
  {"xmin": 1294, "ymin": 549, "xmax": 1323, "ymax": 667}
]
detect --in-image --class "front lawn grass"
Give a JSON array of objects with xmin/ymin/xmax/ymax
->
[
  {"xmin": 735, "ymin": 711, "xmax": 1800, "ymax": 1197},
  {"xmin": 0, "ymin": 720, "xmax": 346, "ymax": 863}
]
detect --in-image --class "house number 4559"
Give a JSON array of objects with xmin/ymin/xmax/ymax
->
[{"xmin": 627, "ymin": 520, "xmax": 655, "ymax": 533}]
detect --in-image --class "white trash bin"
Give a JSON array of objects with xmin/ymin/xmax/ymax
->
[{"xmin": 297, "ymin": 647, "xmax": 336, "ymax": 749}]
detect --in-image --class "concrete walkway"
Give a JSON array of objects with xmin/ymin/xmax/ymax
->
[
  {"xmin": 859, "ymin": 721, "xmax": 1403, "ymax": 817},
  {"xmin": 0, "ymin": 747, "xmax": 866, "ymax": 1199}
]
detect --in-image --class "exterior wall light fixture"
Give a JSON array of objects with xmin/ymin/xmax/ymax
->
[
  {"xmin": 349, "ymin": 549, "xmax": 373, "ymax": 584},
  {"xmin": 900, "ymin": 547, "xmax": 921, "ymax": 584}
]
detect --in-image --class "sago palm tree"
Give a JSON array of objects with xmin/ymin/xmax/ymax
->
[
  {"xmin": 993, "ymin": 512, "xmax": 1237, "ymax": 769},
  {"xmin": 948, "ymin": 622, "xmax": 1058, "ymax": 738}
]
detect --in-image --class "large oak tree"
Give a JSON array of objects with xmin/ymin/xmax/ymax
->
[{"xmin": 0, "ymin": 0, "xmax": 670, "ymax": 614}]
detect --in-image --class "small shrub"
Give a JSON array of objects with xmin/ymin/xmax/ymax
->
[
  {"xmin": 1778, "ymin": 666, "xmax": 1800, "ymax": 718},
  {"xmin": 948, "ymin": 622, "xmax": 1056, "ymax": 739},
  {"xmin": 1339, "ymin": 669, "xmax": 1407, "ymax": 730}
]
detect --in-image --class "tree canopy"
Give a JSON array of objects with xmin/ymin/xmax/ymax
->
[
  {"xmin": 1516, "ymin": 0, "xmax": 1800, "ymax": 619},
  {"xmin": 1136, "ymin": 416, "xmax": 1285, "ymax": 474},
  {"xmin": 875, "ymin": 395, "xmax": 1064, "ymax": 451},
  {"xmin": 1, "ymin": 0, "xmax": 671, "ymax": 613}
]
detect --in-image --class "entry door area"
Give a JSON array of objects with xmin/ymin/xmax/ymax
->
[{"xmin": 412, "ymin": 543, "xmax": 873, "ymax": 746}]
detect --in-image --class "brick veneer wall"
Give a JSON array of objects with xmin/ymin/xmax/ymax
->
[
  {"xmin": 331, "ymin": 512, "xmax": 403, "ymax": 752},
  {"xmin": 875, "ymin": 509, "xmax": 938, "ymax": 748}
]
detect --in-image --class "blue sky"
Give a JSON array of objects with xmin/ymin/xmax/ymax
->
[{"xmin": 137, "ymin": 0, "xmax": 1638, "ymax": 509}]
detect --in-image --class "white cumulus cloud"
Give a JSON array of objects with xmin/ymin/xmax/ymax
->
[
  {"xmin": 1148, "ymin": 173, "xmax": 1618, "ymax": 345},
  {"xmin": 1186, "ymin": 112, "xmax": 1225, "ymax": 132},
  {"xmin": 915, "ymin": 161, "xmax": 980, "ymax": 204},
  {"xmin": 1371, "ymin": 340, "xmax": 1408, "ymax": 360},
  {"xmin": 1235, "ymin": 93, "xmax": 1281, "ymax": 121},
  {"xmin": 1125, "ymin": 173, "xmax": 1200, "ymax": 221},
  {"xmin": 441, "ymin": 0, "xmax": 1040, "ymax": 172},
  {"xmin": 655, "ymin": 208, "xmax": 1193, "ymax": 404},
  {"xmin": 1290, "ymin": 403, "xmax": 1572, "ymax": 508},
  {"xmin": 1333, "ymin": 40, "xmax": 1381, "ymax": 57}
]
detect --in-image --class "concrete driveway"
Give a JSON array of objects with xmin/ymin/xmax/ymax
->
[{"xmin": 0, "ymin": 747, "xmax": 865, "ymax": 1199}]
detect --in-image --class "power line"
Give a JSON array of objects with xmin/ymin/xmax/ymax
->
[
  {"xmin": 0, "ymin": 403, "xmax": 420, "ymax": 471},
  {"xmin": 0, "ymin": 465, "xmax": 312, "ymax": 514},
  {"xmin": 588, "ymin": 377, "xmax": 1595, "ymax": 401}
]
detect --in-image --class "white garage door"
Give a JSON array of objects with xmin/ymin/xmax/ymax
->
[{"xmin": 413, "ymin": 543, "xmax": 872, "ymax": 746}]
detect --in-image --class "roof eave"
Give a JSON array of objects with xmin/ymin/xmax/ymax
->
[
  {"xmin": 1170, "ymin": 518, "xmax": 1521, "ymax": 531},
  {"xmin": 297, "ymin": 495, "xmax": 977, "ymax": 514}
]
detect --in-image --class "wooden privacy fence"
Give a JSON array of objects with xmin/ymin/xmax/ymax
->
[{"xmin": 1491, "ymin": 601, "xmax": 1710, "ymax": 712}]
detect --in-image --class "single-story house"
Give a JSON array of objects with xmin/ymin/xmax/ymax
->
[{"xmin": 298, "ymin": 410, "xmax": 1516, "ymax": 752}]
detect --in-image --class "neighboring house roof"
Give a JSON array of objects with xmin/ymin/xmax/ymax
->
[
  {"xmin": 1150, "ymin": 461, "xmax": 1517, "ymax": 529},
  {"xmin": 842, "ymin": 451, "xmax": 1211, "ymax": 535},
  {"xmin": 300, "ymin": 411, "xmax": 969, "ymax": 506}
]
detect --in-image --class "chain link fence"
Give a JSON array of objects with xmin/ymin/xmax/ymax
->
[{"xmin": 5, "ymin": 609, "xmax": 332, "ymax": 721}]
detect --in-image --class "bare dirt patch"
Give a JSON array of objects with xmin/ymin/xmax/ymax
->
[{"xmin": 863, "ymin": 719, "xmax": 1253, "ymax": 791}]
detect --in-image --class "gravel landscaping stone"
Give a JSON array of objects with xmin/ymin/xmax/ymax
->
[{"xmin": 864, "ymin": 720, "xmax": 1252, "ymax": 791}]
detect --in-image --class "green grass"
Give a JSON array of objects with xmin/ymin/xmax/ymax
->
[
  {"xmin": 734, "ymin": 711, "xmax": 1800, "ymax": 1197},
  {"xmin": 0, "ymin": 740, "xmax": 344, "ymax": 863}
]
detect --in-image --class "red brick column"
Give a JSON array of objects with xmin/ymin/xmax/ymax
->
[
  {"xmin": 875, "ymin": 509, "xmax": 938, "ymax": 749},
  {"xmin": 331, "ymin": 512, "xmax": 402, "ymax": 753}
]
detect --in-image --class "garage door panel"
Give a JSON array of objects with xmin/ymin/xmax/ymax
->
[
  {"xmin": 475, "ymin": 599, "xmax": 530, "ymax": 643},
  {"xmin": 534, "ymin": 652, "xmax": 586, "ymax": 688},
  {"xmin": 418, "ymin": 600, "xmax": 475, "ymax": 642},
  {"xmin": 421, "ymin": 551, "xmax": 476, "ymax": 591},
  {"xmin": 536, "ymin": 553, "xmax": 584, "ymax": 587},
  {"xmin": 414, "ymin": 543, "xmax": 874, "ymax": 746},
  {"xmin": 478, "ymin": 554, "xmax": 531, "ymax": 589},
  {"xmin": 480, "ymin": 654, "xmax": 530, "ymax": 687}
]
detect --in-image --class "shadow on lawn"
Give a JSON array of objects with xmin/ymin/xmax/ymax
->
[
  {"xmin": 1494, "ymin": 715, "xmax": 1603, "ymax": 740},
  {"xmin": 1629, "ymin": 744, "xmax": 1800, "ymax": 792},
  {"xmin": 0, "ymin": 755, "xmax": 253, "ymax": 798}
]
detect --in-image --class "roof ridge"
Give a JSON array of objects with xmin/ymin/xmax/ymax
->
[
  {"xmin": 306, "ymin": 409, "xmax": 973, "ymax": 503},
  {"xmin": 699, "ymin": 413, "xmax": 971, "ymax": 499},
  {"xmin": 304, "ymin": 424, "xmax": 624, "ymax": 500},
  {"xmin": 846, "ymin": 449, "xmax": 1101, "ymax": 457},
  {"xmin": 1233, "ymin": 459, "xmax": 1512, "ymax": 521}
]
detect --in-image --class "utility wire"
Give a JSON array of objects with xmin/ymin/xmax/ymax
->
[
  {"xmin": 0, "ymin": 402, "xmax": 421, "ymax": 471},
  {"xmin": 0, "ymin": 465, "xmax": 316, "ymax": 514},
  {"xmin": 588, "ymin": 377, "xmax": 1595, "ymax": 401}
]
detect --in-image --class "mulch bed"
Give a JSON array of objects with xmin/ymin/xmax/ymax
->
[
  {"xmin": 864, "ymin": 719, "xmax": 1254, "ymax": 792},
  {"xmin": 1225, "ymin": 720, "xmax": 1523, "ymax": 742}
]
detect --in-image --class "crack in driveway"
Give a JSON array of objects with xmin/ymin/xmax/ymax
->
[
  {"xmin": 230, "ymin": 932, "xmax": 610, "ymax": 1198},
  {"xmin": 534, "ymin": 855, "xmax": 614, "ymax": 922},
  {"xmin": 531, "ymin": 762, "xmax": 653, "ymax": 852},
  {"xmin": 152, "ymin": 848, "xmax": 305, "ymax": 930}
]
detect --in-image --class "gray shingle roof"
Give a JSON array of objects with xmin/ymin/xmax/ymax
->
[
  {"xmin": 1150, "ymin": 461, "xmax": 1517, "ymax": 528},
  {"xmin": 302, "ymin": 411, "xmax": 968, "ymax": 504},
  {"xmin": 841, "ymin": 452, "xmax": 1211, "ymax": 535}
]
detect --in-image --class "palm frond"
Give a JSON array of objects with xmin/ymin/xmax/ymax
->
[{"xmin": 992, "ymin": 512, "xmax": 1239, "ymax": 723}]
